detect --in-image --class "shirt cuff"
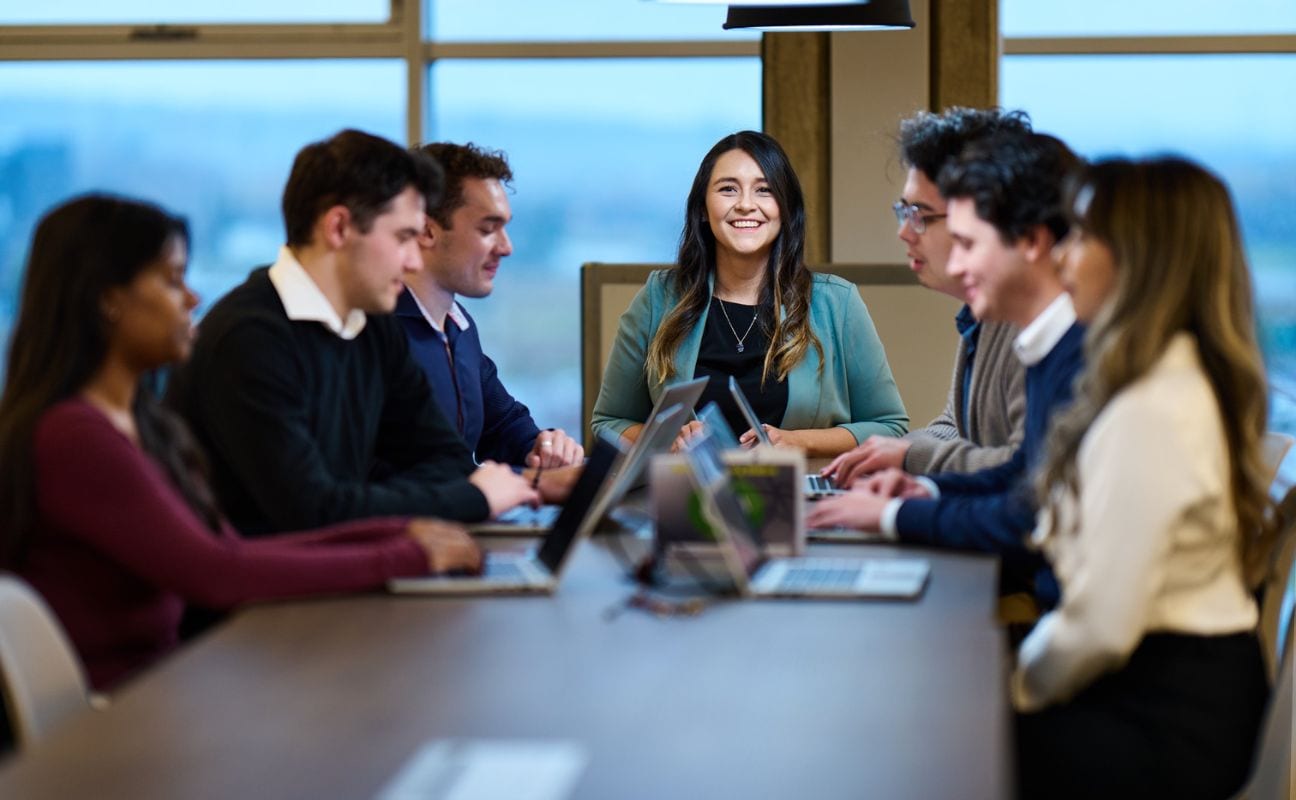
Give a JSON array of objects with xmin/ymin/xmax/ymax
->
[
  {"xmin": 879, "ymin": 498, "xmax": 903, "ymax": 541},
  {"xmin": 915, "ymin": 476, "xmax": 940, "ymax": 499}
]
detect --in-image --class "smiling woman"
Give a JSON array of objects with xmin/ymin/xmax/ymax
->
[{"xmin": 590, "ymin": 131, "xmax": 908, "ymax": 458}]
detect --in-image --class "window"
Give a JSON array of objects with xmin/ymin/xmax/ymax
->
[
  {"xmin": 0, "ymin": 4, "xmax": 759, "ymax": 441},
  {"xmin": 1002, "ymin": 24, "xmax": 1296, "ymax": 438},
  {"xmin": 0, "ymin": 60, "xmax": 404, "ymax": 335},
  {"xmin": 429, "ymin": 58, "xmax": 759, "ymax": 432}
]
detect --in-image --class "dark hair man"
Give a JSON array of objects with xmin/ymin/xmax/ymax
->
[
  {"xmin": 810, "ymin": 130, "xmax": 1084, "ymax": 608},
  {"xmin": 397, "ymin": 142, "xmax": 583, "ymax": 469},
  {"xmin": 825, "ymin": 107, "xmax": 1033, "ymax": 485},
  {"xmin": 168, "ymin": 129, "xmax": 539, "ymax": 535}
]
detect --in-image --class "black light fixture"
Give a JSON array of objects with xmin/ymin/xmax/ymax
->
[{"xmin": 722, "ymin": 0, "xmax": 915, "ymax": 31}]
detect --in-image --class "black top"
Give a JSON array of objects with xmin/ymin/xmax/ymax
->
[
  {"xmin": 693, "ymin": 297, "xmax": 789, "ymax": 436},
  {"xmin": 166, "ymin": 267, "xmax": 489, "ymax": 536}
]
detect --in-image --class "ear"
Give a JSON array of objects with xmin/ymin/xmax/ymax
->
[
  {"xmin": 317, "ymin": 205, "xmax": 352, "ymax": 251},
  {"xmin": 1019, "ymin": 224, "xmax": 1057, "ymax": 265},
  {"xmin": 419, "ymin": 218, "xmax": 442, "ymax": 250},
  {"xmin": 99, "ymin": 287, "xmax": 127, "ymax": 324}
]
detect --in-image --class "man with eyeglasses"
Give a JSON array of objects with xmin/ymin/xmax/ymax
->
[
  {"xmin": 822, "ymin": 107, "xmax": 1033, "ymax": 487},
  {"xmin": 810, "ymin": 130, "xmax": 1083, "ymax": 610}
]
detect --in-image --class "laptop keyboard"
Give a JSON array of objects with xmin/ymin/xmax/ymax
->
[
  {"xmin": 495, "ymin": 505, "xmax": 561, "ymax": 527},
  {"xmin": 804, "ymin": 474, "xmax": 837, "ymax": 495},
  {"xmin": 483, "ymin": 557, "xmax": 528, "ymax": 581},
  {"xmin": 778, "ymin": 559, "xmax": 862, "ymax": 591}
]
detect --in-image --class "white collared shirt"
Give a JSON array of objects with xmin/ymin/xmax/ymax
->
[
  {"xmin": 406, "ymin": 288, "xmax": 471, "ymax": 336},
  {"xmin": 1013, "ymin": 292, "xmax": 1076, "ymax": 367},
  {"xmin": 267, "ymin": 246, "xmax": 367, "ymax": 340},
  {"xmin": 879, "ymin": 292, "xmax": 1077, "ymax": 539}
]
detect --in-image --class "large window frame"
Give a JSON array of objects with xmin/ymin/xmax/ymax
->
[
  {"xmin": 1001, "ymin": 23, "xmax": 1296, "ymax": 443},
  {"xmin": 0, "ymin": 1, "xmax": 759, "ymax": 149}
]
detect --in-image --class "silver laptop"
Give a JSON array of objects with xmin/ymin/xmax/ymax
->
[
  {"xmin": 388, "ymin": 436, "xmax": 622, "ymax": 595},
  {"xmin": 726, "ymin": 375, "xmax": 845, "ymax": 499},
  {"xmin": 474, "ymin": 379, "xmax": 707, "ymax": 535},
  {"xmin": 580, "ymin": 403, "xmax": 692, "ymax": 536},
  {"xmin": 682, "ymin": 432, "xmax": 929, "ymax": 600}
]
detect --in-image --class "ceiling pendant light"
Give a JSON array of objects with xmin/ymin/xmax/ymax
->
[{"xmin": 722, "ymin": 0, "xmax": 915, "ymax": 31}]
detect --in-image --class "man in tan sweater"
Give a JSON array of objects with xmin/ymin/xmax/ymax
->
[{"xmin": 824, "ymin": 108, "xmax": 1032, "ymax": 486}]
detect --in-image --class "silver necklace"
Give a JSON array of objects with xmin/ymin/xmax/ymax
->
[{"xmin": 715, "ymin": 297, "xmax": 758, "ymax": 353}]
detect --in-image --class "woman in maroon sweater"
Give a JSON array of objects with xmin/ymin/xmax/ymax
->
[{"xmin": 0, "ymin": 195, "xmax": 482, "ymax": 692}]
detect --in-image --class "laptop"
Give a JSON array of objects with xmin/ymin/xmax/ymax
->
[
  {"xmin": 726, "ymin": 375, "xmax": 845, "ymax": 499},
  {"xmin": 474, "ymin": 380, "xmax": 707, "ymax": 535},
  {"xmin": 581, "ymin": 403, "xmax": 692, "ymax": 536},
  {"xmin": 388, "ymin": 435, "xmax": 622, "ymax": 595},
  {"xmin": 682, "ymin": 432, "xmax": 930, "ymax": 600}
]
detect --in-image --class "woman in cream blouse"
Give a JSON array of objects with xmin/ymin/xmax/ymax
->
[{"xmin": 1014, "ymin": 157, "xmax": 1275, "ymax": 799}]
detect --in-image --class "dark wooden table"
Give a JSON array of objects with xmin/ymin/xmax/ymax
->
[{"xmin": 0, "ymin": 538, "xmax": 1010, "ymax": 799}]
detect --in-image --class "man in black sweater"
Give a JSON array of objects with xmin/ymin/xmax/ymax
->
[{"xmin": 168, "ymin": 129, "xmax": 540, "ymax": 536}]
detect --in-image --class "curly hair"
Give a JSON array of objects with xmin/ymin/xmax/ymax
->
[
  {"xmin": 937, "ymin": 131, "xmax": 1080, "ymax": 244},
  {"xmin": 898, "ymin": 107, "xmax": 1032, "ymax": 182},
  {"xmin": 416, "ymin": 142, "xmax": 514, "ymax": 229}
]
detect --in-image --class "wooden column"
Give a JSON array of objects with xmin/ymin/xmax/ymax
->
[
  {"xmin": 930, "ymin": 0, "xmax": 999, "ymax": 111},
  {"xmin": 762, "ymin": 32, "xmax": 831, "ymax": 265}
]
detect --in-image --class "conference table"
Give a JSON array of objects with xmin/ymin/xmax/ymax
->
[{"xmin": 0, "ymin": 536, "xmax": 1011, "ymax": 799}]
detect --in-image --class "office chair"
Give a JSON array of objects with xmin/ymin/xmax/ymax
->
[
  {"xmin": 1236, "ymin": 480, "xmax": 1296, "ymax": 800},
  {"xmin": 0, "ymin": 573, "xmax": 92, "ymax": 748}
]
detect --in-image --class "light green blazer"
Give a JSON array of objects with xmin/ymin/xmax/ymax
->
[{"xmin": 591, "ymin": 269, "xmax": 909, "ymax": 443}]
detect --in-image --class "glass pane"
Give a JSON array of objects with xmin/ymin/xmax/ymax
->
[
  {"xmin": 428, "ymin": 0, "xmax": 758, "ymax": 41},
  {"xmin": 428, "ymin": 57, "xmax": 761, "ymax": 435},
  {"xmin": 0, "ymin": 61, "xmax": 405, "ymax": 369},
  {"xmin": 1002, "ymin": 54, "xmax": 1296, "ymax": 437},
  {"xmin": 1002, "ymin": 0, "xmax": 1296, "ymax": 37},
  {"xmin": 1, "ymin": 0, "xmax": 388, "ymax": 24}
]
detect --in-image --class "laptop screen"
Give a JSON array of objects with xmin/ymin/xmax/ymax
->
[
  {"xmin": 682, "ymin": 434, "xmax": 764, "ymax": 578},
  {"xmin": 728, "ymin": 375, "xmax": 773, "ymax": 446},
  {"xmin": 696, "ymin": 401, "xmax": 740, "ymax": 450},
  {"xmin": 536, "ymin": 436, "xmax": 621, "ymax": 573}
]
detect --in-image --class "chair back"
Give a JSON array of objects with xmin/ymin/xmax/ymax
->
[
  {"xmin": 0, "ymin": 574, "xmax": 91, "ymax": 748},
  {"xmin": 1239, "ymin": 558, "xmax": 1295, "ymax": 800}
]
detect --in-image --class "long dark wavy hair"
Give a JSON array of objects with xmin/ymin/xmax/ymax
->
[
  {"xmin": 645, "ymin": 131, "xmax": 822, "ymax": 386},
  {"xmin": 1035, "ymin": 158, "xmax": 1275, "ymax": 587},
  {"xmin": 0, "ymin": 194, "xmax": 223, "ymax": 566}
]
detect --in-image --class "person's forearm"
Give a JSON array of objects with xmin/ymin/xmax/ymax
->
[{"xmin": 785, "ymin": 426, "xmax": 859, "ymax": 458}]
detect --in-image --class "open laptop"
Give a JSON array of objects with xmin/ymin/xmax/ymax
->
[
  {"xmin": 473, "ymin": 379, "xmax": 707, "ymax": 535},
  {"xmin": 726, "ymin": 375, "xmax": 845, "ymax": 499},
  {"xmin": 388, "ymin": 435, "xmax": 622, "ymax": 595},
  {"xmin": 681, "ymin": 432, "xmax": 929, "ymax": 600},
  {"xmin": 580, "ymin": 403, "xmax": 692, "ymax": 536}
]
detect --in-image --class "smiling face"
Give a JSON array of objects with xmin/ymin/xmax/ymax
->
[
  {"xmin": 897, "ymin": 167, "xmax": 960, "ymax": 299},
  {"xmin": 945, "ymin": 197, "xmax": 1037, "ymax": 324},
  {"xmin": 103, "ymin": 234, "xmax": 199, "ymax": 369},
  {"xmin": 419, "ymin": 176, "xmax": 513, "ymax": 300},
  {"xmin": 338, "ymin": 185, "xmax": 426, "ymax": 314},
  {"xmin": 706, "ymin": 148, "xmax": 782, "ymax": 265},
  {"xmin": 1057, "ymin": 228, "xmax": 1118, "ymax": 323}
]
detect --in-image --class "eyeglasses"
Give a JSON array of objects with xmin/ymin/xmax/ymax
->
[{"xmin": 892, "ymin": 201, "xmax": 947, "ymax": 235}]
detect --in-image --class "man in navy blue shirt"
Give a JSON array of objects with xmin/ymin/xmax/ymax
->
[
  {"xmin": 397, "ymin": 142, "xmax": 583, "ymax": 469},
  {"xmin": 809, "ymin": 131, "xmax": 1083, "ymax": 607}
]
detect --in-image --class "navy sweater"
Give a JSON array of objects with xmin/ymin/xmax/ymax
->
[
  {"xmin": 895, "ymin": 323, "xmax": 1086, "ymax": 605},
  {"xmin": 395, "ymin": 289, "xmax": 540, "ymax": 466},
  {"xmin": 167, "ymin": 268, "xmax": 489, "ymax": 535}
]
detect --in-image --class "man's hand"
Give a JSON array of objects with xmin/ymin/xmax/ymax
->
[
  {"xmin": 805, "ymin": 491, "xmax": 890, "ymax": 533},
  {"xmin": 405, "ymin": 518, "xmax": 483, "ymax": 574},
  {"xmin": 859, "ymin": 467, "xmax": 931, "ymax": 499},
  {"xmin": 469, "ymin": 461, "xmax": 542, "ymax": 517},
  {"xmin": 820, "ymin": 436, "xmax": 912, "ymax": 488},
  {"xmin": 524, "ymin": 464, "xmax": 584, "ymax": 505},
  {"xmin": 525, "ymin": 428, "xmax": 583, "ymax": 469}
]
